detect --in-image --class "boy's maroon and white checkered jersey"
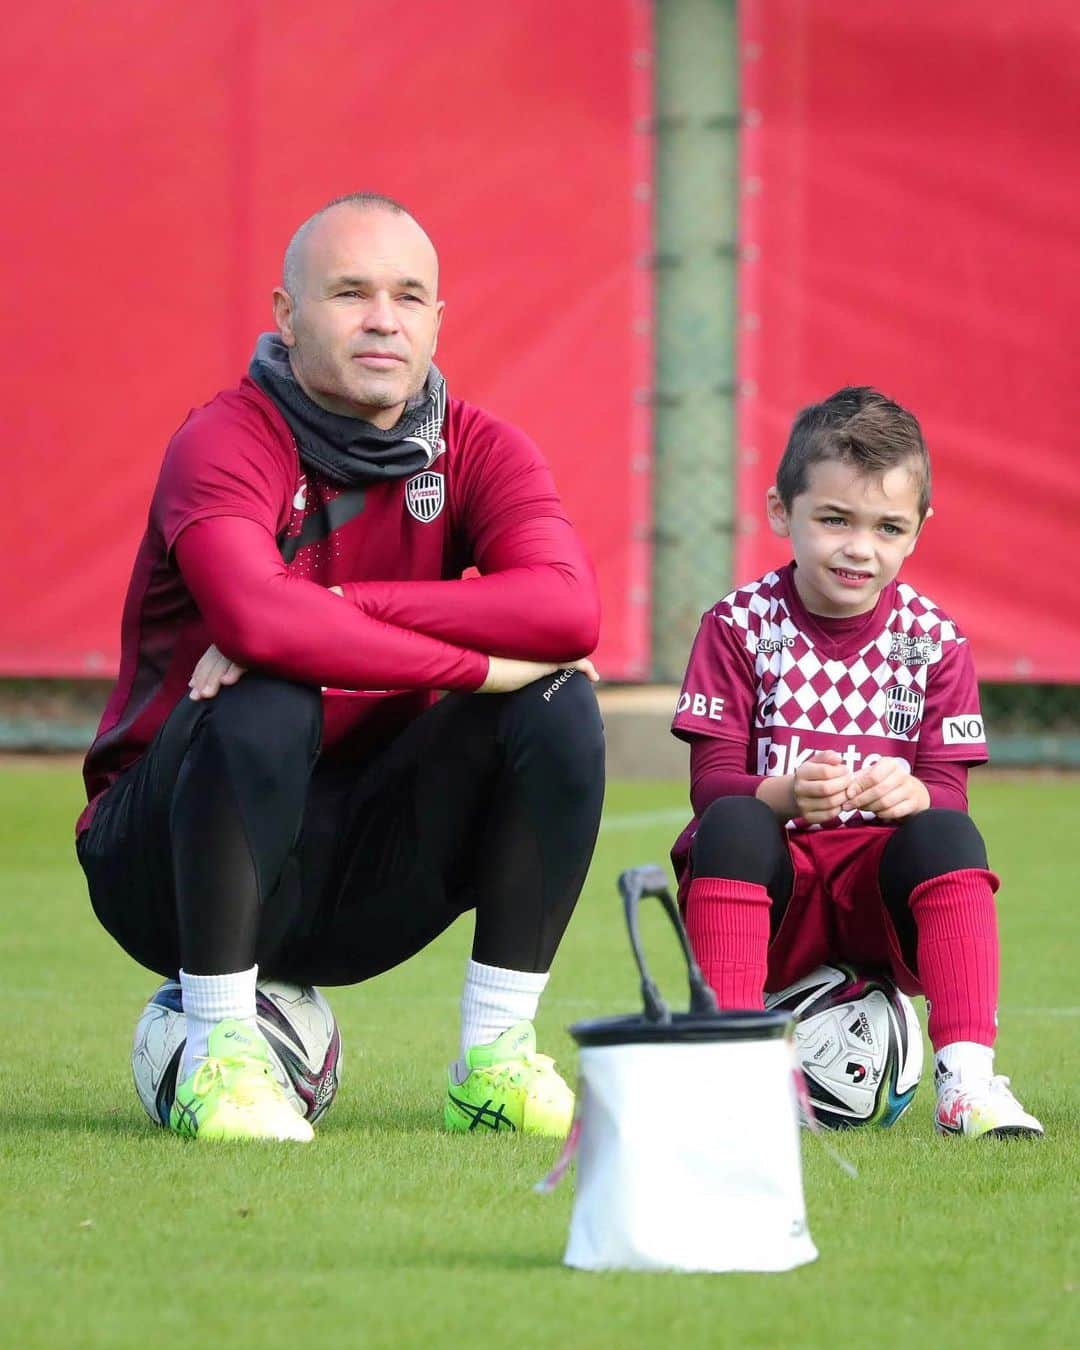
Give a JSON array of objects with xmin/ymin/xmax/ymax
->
[{"xmin": 671, "ymin": 563, "xmax": 987, "ymax": 834}]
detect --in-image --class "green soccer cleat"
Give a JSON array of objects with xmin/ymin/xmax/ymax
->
[
  {"xmin": 445, "ymin": 1021, "xmax": 574, "ymax": 1137},
  {"xmin": 170, "ymin": 1019, "xmax": 314, "ymax": 1142}
]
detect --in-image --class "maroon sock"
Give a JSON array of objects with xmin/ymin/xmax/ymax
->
[
  {"xmin": 684, "ymin": 877, "xmax": 771, "ymax": 1010},
  {"xmin": 909, "ymin": 868, "xmax": 999, "ymax": 1049}
]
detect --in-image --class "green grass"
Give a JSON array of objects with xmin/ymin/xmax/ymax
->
[{"xmin": 0, "ymin": 765, "xmax": 1076, "ymax": 1348}]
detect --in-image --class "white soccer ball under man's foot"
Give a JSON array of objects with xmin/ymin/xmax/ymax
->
[
  {"xmin": 132, "ymin": 979, "xmax": 341, "ymax": 1128},
  {"xmin": 934, "ymin": 1061, "xmax": 1044, "ymax": 1139}
]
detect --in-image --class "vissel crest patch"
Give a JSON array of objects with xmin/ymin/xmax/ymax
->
[
  {"xmin": 405, "ymin": 471, "xmax": 445, "ymax": 523},
  {"xmin": 884, "ymin": 683, "xmax": 923, "ymax": 736}
]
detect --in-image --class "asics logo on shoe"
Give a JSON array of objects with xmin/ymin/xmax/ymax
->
[
  {"xmin": 448, "ymin": 1092, "xmax": 516, "ymax": 1132},
  {"xmin": 172, "ymin": 1097, "xmax": 202, "ymax": 1136}
]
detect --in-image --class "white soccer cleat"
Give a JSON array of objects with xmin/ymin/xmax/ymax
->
[{"xmin": 934, "ymin": 1073, "xmax": 1044, "ymax": 1139}]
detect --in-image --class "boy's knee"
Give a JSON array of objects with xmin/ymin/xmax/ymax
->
[
  {"xmin": 692, "ymin": 796, "xmax": 783, "ymax": 883},
  {"xmin": 888, "ymin": 809, "xmax": 987, "ymax": 874},
  {"xmin": 881, "ymin": 809, "xmax": 989, "ymax": 906}
]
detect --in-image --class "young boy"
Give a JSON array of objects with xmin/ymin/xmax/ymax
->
[{"xmin": 670, "ymin": 387, "xmax": 1043, "ymax": 1139}]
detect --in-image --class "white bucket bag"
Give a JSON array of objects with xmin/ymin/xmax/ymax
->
[{"xmin": 544, "ymin": 865, "xmax": 817, "ymax": 1274}]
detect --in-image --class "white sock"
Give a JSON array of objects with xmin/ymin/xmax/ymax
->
[
  {"xmin": 455, "ymin": 960, "xmax": 549, "ymax": 1079},
  {"xmin": 179, "ymin": 965, "xmax": 259, "ymax": 1080},
  {"xmin": 934, "ymin": 1040, "xmax": 994, "ymax": 1093}
]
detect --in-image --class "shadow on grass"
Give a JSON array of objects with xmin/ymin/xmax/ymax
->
[
  {"xmin": 0, "ymin": 1108, "xmax": 160, "ymax": 1140},
  {"xmin": 0, "ymin": 1106, "xmax": 467, "ymax": 1142},
  {"xmin": 363, "ymin": 1249, "xmax": 567, "ymax": 1272},
  {"xmin": 324, "ymin": 1103, "xmax": 441, "ymax": 1135}
]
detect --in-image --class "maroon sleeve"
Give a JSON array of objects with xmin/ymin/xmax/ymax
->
[
  {"xmin": 153, "ymin": 398, "xmax": 293, "ymax": 550},
  {"xmin": 174, "ymin": 517, "xmax": 488, "ymax": 692},
  {"xmin": 916, "ymin": 759, "xmax": 970, "ymax": 812},
  {"xmin": 341, "ymin": 514, "xmax": 600, "ymax": 661},
  {"xmin": 915, "ymin": 633, "xmax": 989, "ymax": 767},
  {"xmin": 671, "ymin": 608, "xmax": 757, "ymax": 746},
  {"xmin": 341, "ymin": 416, "xmax": 599, "ymax": 659},
  {"xmin": 689, "ymin": 735, "xmax": 765, "ymax": 816}
]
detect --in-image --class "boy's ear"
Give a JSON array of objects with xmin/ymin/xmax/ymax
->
[
  {"xmin": 766, "ymin": 486, "xmax": 791, "ymax": 538},
  {"xmin": 905, "ymin": 505, "xmax": 934, "ymax": 558}
]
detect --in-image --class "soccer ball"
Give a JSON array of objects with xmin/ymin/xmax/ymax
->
[
  {"xmin": 131, "ymin": 980, "xmax": 342, "ymax": 1127},
  {"xmin": 765, "ymin": 965, "xmax": 923, "ymax": 1129}
]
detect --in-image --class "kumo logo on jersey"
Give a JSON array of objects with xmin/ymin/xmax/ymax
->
[
  {"xmin": 752, "ymin": 634, "xmax": 796, "ymax": 655},
  {"xmin": 676, "ymin": 690, "xmax": 725, "ymax": 723}
]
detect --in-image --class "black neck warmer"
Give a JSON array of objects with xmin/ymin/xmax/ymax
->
[{"xmin": 249, "ymin": 331, "xmax": 446, "ymax": 486}]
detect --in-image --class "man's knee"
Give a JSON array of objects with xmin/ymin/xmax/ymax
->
[
  {"xmin": 190, "ymin": 675, "xmax": 322, "ymax": 780},
  {"xmin": 692, "ymin": 795, "xmax": 783, "ymax": 883},
  {"xmin": 503, "ymin": 671, "xmax": 604, "ymax": 790}
]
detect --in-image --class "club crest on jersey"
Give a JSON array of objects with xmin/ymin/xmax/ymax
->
[
  {"xmin": 405, "ymin": 471, "xmax": 445, "ymax": 523},
  {"xmin": 884, "ymin": 683, "xmax": 924, "ymax": 736}
]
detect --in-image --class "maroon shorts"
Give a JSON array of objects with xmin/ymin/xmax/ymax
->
[{"xmin": 765, "ymin": 826, "xmax": 922, "ymax": 997}]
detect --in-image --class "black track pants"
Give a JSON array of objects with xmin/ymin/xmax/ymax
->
[{"xmin": 77, "ymin": 672, "xmax": 605, "ymax": 983}]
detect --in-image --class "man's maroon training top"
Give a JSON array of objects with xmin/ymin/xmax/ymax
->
[{"xmin": 78, "ymin": 376, "xmax": 599, "ymax": 832}]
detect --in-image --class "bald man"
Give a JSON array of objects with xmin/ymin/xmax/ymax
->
[{"xmin": 77, "ymin": 193, "xmax": 604, "ymax": 1143}]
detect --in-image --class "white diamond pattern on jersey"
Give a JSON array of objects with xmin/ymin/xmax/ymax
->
[
  {"xmin": 671, "ymin": 568, "xmax": 983, "ymax": 839},
  {"xmin": 775, "ymin": 646, "xmax": 909, "ymax": 736},
  {"xmin": 728, "ymin": 573, "xmax": 956, "ymax": 743}
]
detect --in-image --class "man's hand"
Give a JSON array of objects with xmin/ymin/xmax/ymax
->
[
  {"xmin": 792, "ymin": 750, "xmax": 855, "ymax": 824},
  {"xmin": 188, "ymin": 644, "xmax": 247, "ymax": 701},
  {"xmin": 843, "ymin": 757, "xmax": 930, "ymax": 820},
  {"xmin": 478, "ymin": 656, "xmax": 599, "ymax": 695}
]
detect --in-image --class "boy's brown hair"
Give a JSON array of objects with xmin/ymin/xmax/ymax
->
[{"xmin": 776, "ymin": 387, "xmax": 931, "ymax": 518}]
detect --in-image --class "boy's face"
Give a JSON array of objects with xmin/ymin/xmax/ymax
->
[{"xmin": 766, "ymin": 458, "xmax": 926, "ymax": 617}]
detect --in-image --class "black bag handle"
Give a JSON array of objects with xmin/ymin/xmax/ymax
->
[{"xmin": 617, "ymin": 864, "xmax": 719, "ymax": 1024}]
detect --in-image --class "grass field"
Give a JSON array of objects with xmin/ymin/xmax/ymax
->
[{"xmin": 1, "ymin": 763, "xmax": 1076, "ymax": 1348}]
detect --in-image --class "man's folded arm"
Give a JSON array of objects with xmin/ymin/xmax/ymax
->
[
  {"xmin": 174, "ymin": 516, "xmax": 488, "ymax": 691},
  {"xmin": 338, "ymin": 514, "xmax": 601, "ymax": 660}
]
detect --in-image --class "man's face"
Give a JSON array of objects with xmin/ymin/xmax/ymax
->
[
  {"xmin": 766, "ymin": 458, "xmax": 926, "ymax": 617},
  {"xmin": 273, "ymin": 207, "xmax": 444, "ymax": 427}
]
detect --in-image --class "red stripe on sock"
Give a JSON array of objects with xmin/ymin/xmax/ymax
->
[
  {"xmin": 684, "ymin": 877, "xmax": 771, "ymax": 1010},
  {"xmin": 909, "ymin": 868, "xmax": 1000, "ymax": 1050}
]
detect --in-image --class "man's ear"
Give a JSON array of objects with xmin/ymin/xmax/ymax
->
[
  {"xmin": 766, "ymin": 486, "xmax": 791, "ymax": 538},
  {"xmin": 272, "ymin": 288, "xmax": 297, "ymax": 348}
]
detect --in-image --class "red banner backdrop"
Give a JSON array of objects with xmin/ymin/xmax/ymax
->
[
  {"xmin": 3, "ymin": 2, "xmax": 653, "ymax": 678},
  {"xmin": 736, "ymin": 1, "xmax": 1080, "ymax": 681}
]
